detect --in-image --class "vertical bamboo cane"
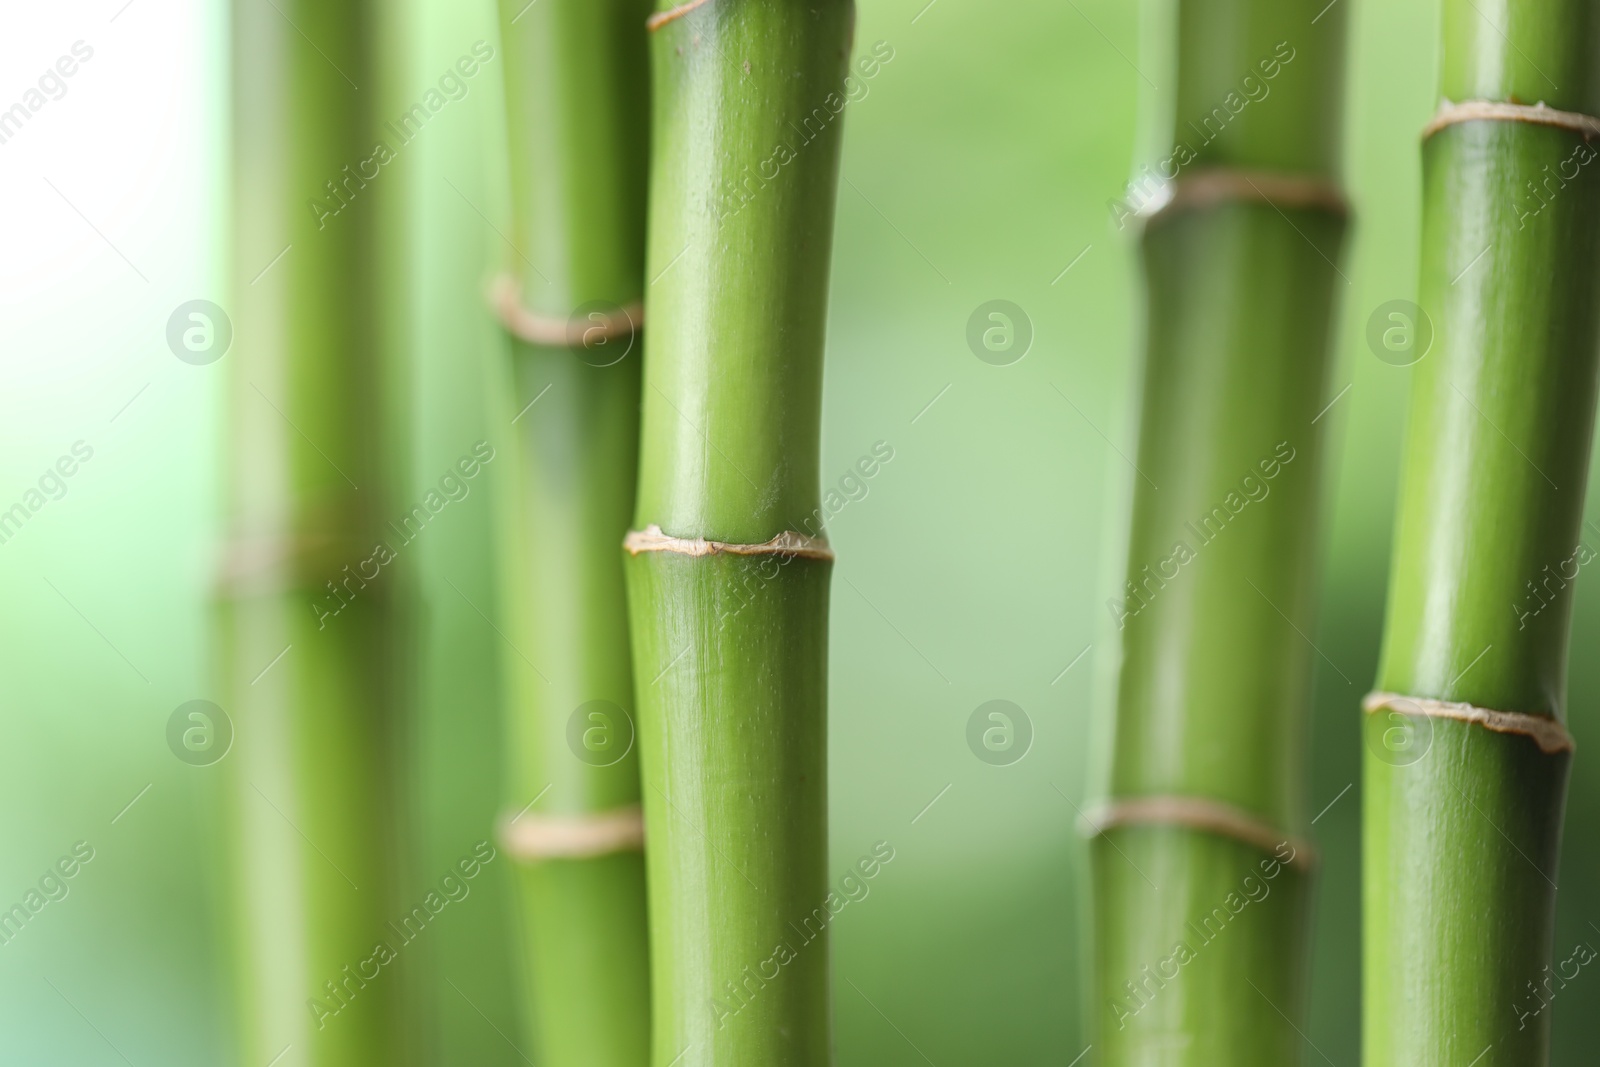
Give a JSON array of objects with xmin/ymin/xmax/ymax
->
[
  {"xmin": 1364, "ymin": 2, "xmax": 1600, "ymax": 1063},
  {"xmin": 1088, "ymin": 1, "xmax": 1348, "ymax": 1062},
  {"xmin": 222, "ymin": 1, "xmax": 412, "ymax": 1065},
  {"xmin": 624, "ymin": 2, "xmax": 853, "ymax": 1063},
  {"xmin": 490, "ymin": 0, "xmax": 653, "ymax": 1063}
]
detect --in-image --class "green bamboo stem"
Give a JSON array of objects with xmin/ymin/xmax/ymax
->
[
  {"xmin": 491, "ymin": 0, "xmax": 653, "ymax": 1063},
  {"xmin": 1089, "ymin": 1, "xmax": 1348, "ymax": 1062},
  {"xmin": 1364, "ymin": 2, "xmax": 1600, "ymax": 1062},
  {"xmin": 624, "ymin": 2, "xmax": 853, "ymax": 1063},
  {"xmin": 223, "ymin": 2, "xmax": 412, "ymax": 1065}
]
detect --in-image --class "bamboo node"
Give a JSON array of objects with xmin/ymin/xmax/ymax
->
[
  {"xmin": 624, "ymin": 523, "xmax": 835, "ymax": 561},
  {"xmin": 1079, "ymin": 794, "xmax": 1315, "ymax": 870},
  {"xmin": 1143, "ymin": 168, "xmax": 1349, "ymax": 226},
  {"xmin": 488, "ymin": 273, "xmax": 643, "ymax": 350},
  {"xmin": 498, "ymin": 804, "xmax": 645, "ymax": 860},
  {"xmin": 1423, "ymin": 99, "xmax": 1600, "ymax": 141},
  {"xmin": 647, "ymin": 0, "xmax": 713, "ymax": 32},
  {"xmin": 1363, "ymin": 691, "xmax": 1575, "ymax": 754}
]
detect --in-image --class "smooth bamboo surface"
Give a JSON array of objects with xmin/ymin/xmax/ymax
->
[
  {"xmin": 1091, "ymin": 1, "xmax": 1348, "ymax": 1062},
  {"xmin": 223, "ymin": 1, "xmax": 413, "ymax": 1065},
  {"xmin": 1365, "ymin": 1, "xmax": 1600, "ymax": 1062},
  {"xmin": 626, "ymin": 2, "xmax": 853, "ymax": 1063},
  {"xmin": 493, "ymin": 0, "xmax": 654, "ymax": 1063}
]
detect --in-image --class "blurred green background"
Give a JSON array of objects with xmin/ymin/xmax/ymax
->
[{"xmin": 4, "ymin": 0, "xmax": 1600, "ymax": 1063}]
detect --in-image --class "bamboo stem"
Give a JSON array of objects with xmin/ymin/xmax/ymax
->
[
  {"xmin": 223, "ymin": 1, "xmax": 413, "ymax": 1064},
  {"xmin": 625, "ymin": 2, "xmax": 853, "ymax": 1063},
  {"xmin": 1090, "ymin": 1, "xmax": 1348, "ymax": 1062},
  {"xmin": 1364, "ymin": 2, "xmax": 1600, "ymax": 1062},
  {"xmin": 491, "ymin": 0, "xmax": 654, "ymax": 1063}
]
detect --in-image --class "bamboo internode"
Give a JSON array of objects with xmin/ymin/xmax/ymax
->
[
  {"xmin": 491, "ymin": 0, "xmax": 654, "ymax": 1063},
  {"xmin": 625, "ymin": 2, "xmax": 852, "ymax": 1062},
  {"xmin": 1089, "ymin": 1, "xmax": 1349, "ymax": 1062}
]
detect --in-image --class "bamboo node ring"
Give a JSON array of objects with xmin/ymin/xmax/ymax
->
[
  {"xmin": 488, "ymin": 273, "xmax": 643, "ymax": 349},
  {"xmin": 1363, "ymin": 691, "xmax": 1575, "ymax": 754},
  {"xmin": 624, "ymin": 523, "xmax": 834, "ymax": 561},
  {"xmin": 647, "ymin": 0, "xmax": 713, "ymax": 32},
  {"xmin": 498, "ymin": 804, "xmax": 645, "ymax": 860},
  {"xmin": 1142, "ymin": 168, "xmax": 1349, "ymax": 225},
  {"xmin": 1423, "ymin": 99, "xmax": 1600, "ymax": 141},
  {"xmin": 1079, "ymin": 794, "xmax": 1315, "ymax": 870}
]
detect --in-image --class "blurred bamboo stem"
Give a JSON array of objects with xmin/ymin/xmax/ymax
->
[
  {"xmin": 1364, "ymin": 1, "xmax": 1600, "ymax": 1062},
  {"xmin": 624, "ymin": 1, "xmax": 853, "ymax": 1062},
  {"xmin": 491, "ymin": 0, "xmax": 653, "ymax": 1063},
  {"xmin": 223, "ymin": 1, "xmax": 413, "ymax": 1065},
  {"xmin": 1089, "ymin": 1, "xmax": 1348, "ymax": 1063}
]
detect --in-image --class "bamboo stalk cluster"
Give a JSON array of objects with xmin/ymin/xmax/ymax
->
[
  {"xmin": 1093, "ymin": 0, "xmax": 1600, "ymax": 1064},
  {"xmin": 220, "ymin": 0, "xmax": 1600, "ymax": 1063}
]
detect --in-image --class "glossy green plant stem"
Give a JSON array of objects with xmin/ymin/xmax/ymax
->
[
  {"xmin": 499, "ymin": 350, "xmax": 650, "ymax": 1063},
  {"xmin": 626, "ymin": 2, "xmax": 852, "ymax": 1063},
  {"xmin": 223, "ymin": 2, "xmax": 412, "ymax": 1065},
  {"xmin": 1365, "ymin": 2, "xmax": 1600, "ymax": 1063},
  {"xmin": 627, "ymin": 554, "xmax": 831, "ymax": 1065},
  {"xmin": 1091, "ymin": 1, "xmax": 1347, "ymax": 1063},
  {"xmin": 493, "ymin": 0, "xmax": 653, "ymax": 1063}
]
